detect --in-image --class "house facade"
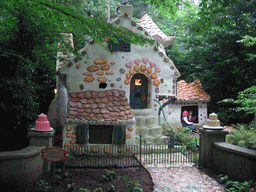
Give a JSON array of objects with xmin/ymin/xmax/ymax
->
[
  {"xmin": 165, "ymin": 79, "xmax": 211, "ymax": 126},
  {"xmin": 48, "ymin": 5, "xmax": 181, "ymax": 153}
]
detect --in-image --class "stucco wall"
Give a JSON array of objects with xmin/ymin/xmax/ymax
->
[
  {"xmin": 165, "ymin": 101, "xmax": 208, "ymax": 126},
  {"xmin": 57, "ymin": 5, "xmax": 180, "ymax": 117}
]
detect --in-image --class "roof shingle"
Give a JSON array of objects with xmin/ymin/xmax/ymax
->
[
  {"xmin": 67, "ymin": 90, "xmax": 134, "ymax": 122},
  {"xmin": 177, "ymin": 79, "xmax": 211, "ymax": 101},
  {"xmin": 137, "ymin": 14, "xmax": 175, "ymax": 48}
]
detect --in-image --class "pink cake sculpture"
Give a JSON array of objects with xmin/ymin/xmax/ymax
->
[{"xmin": 34, "ymin": 113, "xmax": 51, "ymax": 131}]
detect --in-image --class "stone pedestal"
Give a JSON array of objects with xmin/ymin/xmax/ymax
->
[
  {"xmin": 199, "ymin": 128, "xmax": 229, "ymax": 168},
  {"xmin": 27, "ymin": 130, "xmax": 55, "ymax": 173}
]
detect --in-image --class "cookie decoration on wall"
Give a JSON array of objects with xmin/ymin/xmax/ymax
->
[
  {"xmin": 133, "ymin": 65, "xmax": 140, "ymax": 72},
  {"xmin": 79, "ymin": 84, "xmax": 84, "ymax": 90},
  {"xmin": 149, "ymin": 61, "xmax": 156, "ymax": 67},
  {"xmin": 129, "ymin": 69, "xmax": 135, "ymax": 75},
  {"xmin": 125, "ymin": 61, "xmax": 133, "ymax": 68},
  {"xmin": 97, "ymin": 72, "xmax": 104, "ymax": 76},
  {"xmin": 137, "ymin": 26, "xmax": 143, "ymax": 31},
  {"xmin": 134, "ymin": 58, "xmax": 141, "ymax": 65},
  {"xmin": 153, "ymin": 79, "xmax": 160, "ymax": 86},
  {"xmin": 126, "ymin": 73, "xmax": 131, "ymax": 79},
  {"xmin": 67, "ymin": 62, "xmax": 73, "ymax": 67},
  {"xmin": 119, "ymin": 68, "xmax": 125, "ymax": 74},
  {"xmin": 142, "ymin": 58, "xmax": 149, "ymax": 64},
  {"xmin": 164, "ymin": 58, "xmax": 169, "ymax": 62},
  {"xmin": 84, "ymin": 77, "xmax": 95, "ymax": 82},
  {"xmin": 147, "ymin": 67, "xmax": 152, "ymax": 74},
  {"xmin": 175, "ymin": 71, "xmax": 180, "ymax": 76},
  {"xmin": 115, "ymin": 19, "xmax": 120, "ymax": 24},
  {"xmin": 155, "ymin": 66, "xmax": 161, "ymax": 72},
  {"xmin": 97, "ymin": 77, "xmax": 107, "ymax": 83},
  {"xmin": 87, "ymin": 65, "xmax": 99, "ymax": 72},
  {"xmin": 106, "ymin": 71, "xmax": 114, "ymax": 75},
  {"xmin": 83, "ymin": 72, "xmax": 93, "ymax": 77},
  {"xmin": 151, "ymin": 72, "xmax": 157, "ymax": 79},
  {"xmin": 101, "ymin": 65, "xmax": 110, "ymax": 71},
  {"xmin": 124, "ymin": 79, "xmax": 129, "ymax": 85},
  {"xmin": 94, "ymin": 59, "xmax": 107, "ymax": 65},
  {"xmin": 140, "ymin": 65, "xmax": 146, "ymax": 72}
]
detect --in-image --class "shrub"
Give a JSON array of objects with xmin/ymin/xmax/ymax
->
[
  {"xmin": 162, "ymin": 122, "xmax": 196, "ymax": 143},
  {"xmin": 226, "ymin": 124, "xmax": 256, "ymax": 149},
  {"xmin": 218, "ymin": 174, "xmax": 256, "ymax": 192}
]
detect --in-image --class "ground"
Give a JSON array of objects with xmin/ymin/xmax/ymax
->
[{"xmin": 23, "ymin": 166, "xmax": 153, "ymax": 192}]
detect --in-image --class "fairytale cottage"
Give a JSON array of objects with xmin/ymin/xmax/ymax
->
[
  {"xmin": 163, "ymin": 79, "xmax": 211, "ymax": 126},
  {"xmin": 48, "ymin": 5, "xmax": 181, "ymax": 153}
]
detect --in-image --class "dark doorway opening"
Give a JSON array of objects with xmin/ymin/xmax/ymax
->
[
  {"xmin": 130, "ymin": 73, "xmax": 148, "ymax": 109},
  {"xmin": 89, "ymin": 125, "xmax": 113, "ymax": 144}
]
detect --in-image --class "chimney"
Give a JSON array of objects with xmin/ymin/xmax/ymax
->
[{"xmin": 118, "ymin": 4, "xmax": 133, "ymax": 18}]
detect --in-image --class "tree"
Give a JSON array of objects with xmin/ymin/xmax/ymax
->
[
  {"xmin": 0, "ymin": 0, "xmax": 156, "ymax": 151},
  {"xmin": 219, "ymin": 85, "xmax": 256, "ymax": 127}
]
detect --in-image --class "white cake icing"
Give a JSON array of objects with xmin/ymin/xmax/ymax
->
[{"xmin": 205, "ymin": 113, "xmax": 220, "ymax": 127}]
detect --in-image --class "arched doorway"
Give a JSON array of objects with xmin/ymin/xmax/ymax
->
[{"xmin": 130, "ymin": 73, "xmax": 148, "ymax": 109}]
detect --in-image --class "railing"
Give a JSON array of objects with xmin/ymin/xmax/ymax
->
[
  {"xmin": 63, "ymin": 136, "xmax": 200, "ymax": 168},
  {"xmin": 137, "ymin": 135, "xmax": 199, "ymax": 166},
  {"xmin": 63, "ymin": 144, "xmax": 140, "ymax": 168}
]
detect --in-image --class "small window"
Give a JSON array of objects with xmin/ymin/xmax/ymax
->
[
  {"xmin": 135, "ymin": 79, "xmax": 142, "ymax": 86},
  {"xmin": 99, "ymin": 83, "xmax": 107, "ymax": 89},
  {"xmin": 89, "ymin": 125, "xmax": 113, "ymax": 144},
  {"xmin": 181, "ymin": 106, "xmax": 199, "ymax": 123},
  {"xmin": 108, "ymin": 38, "xmax": 130, "ymax": 52}
]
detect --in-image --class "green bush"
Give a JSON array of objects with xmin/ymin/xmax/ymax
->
[
  {"xmin": 162, "ymin": 122, "xmax": 197, "ymax": 143},
  {"xmin": 226, "ymin": 124, "xmax": 256, "ymax": 149},
  {"xmin": 218, "ymin": 174, "xmax": 256, "ymax": 192}
]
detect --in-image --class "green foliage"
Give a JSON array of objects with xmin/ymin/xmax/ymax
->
[
  {"xmin": 35, "ymin": 179, "xmax": 52, "ymax": 192},
  {"xmin": 226, "ymin": 124, "xmax": 256, "ymax": 149},
  {"xmin": 218, "ymin": 174, "xmax": 256, "ymax": 192},
  {"xmin": 162, "ymin": 122, "xmax": 197, "ymax": 143},
  {"xmin": 102, "ymin": 171, "xmax": 118, "ymax": 181},
  {"xmin": 0, "ymin": 0, "xmax": 155, "ymax": 149},
  {"xmin": 219, "ymin": 85, "xmax": 256, "ymax": 125},
  {"xmin": 122, "ymin": 175, "xmax": 143, "ymax": 192}
]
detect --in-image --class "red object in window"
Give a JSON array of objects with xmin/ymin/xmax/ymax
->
[
  {"xmin": 110, "ymin": 83, "xmax": 115, "ymax": 87},
  {"xmin": 41, "ymin": 147, "xmax": 68, "ymax": 162}
]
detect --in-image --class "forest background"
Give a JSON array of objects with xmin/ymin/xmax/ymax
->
[{"xmin": 0, "ymin": 0, "xmax": 255, "ymax": 151}]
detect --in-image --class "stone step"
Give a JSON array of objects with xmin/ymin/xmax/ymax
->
[
  {"xmin": 135, "ymin": 126, "xmax": 162, "ymax": 136},
  {"xmin": 132, "ymin": 109, "xmax": 154, "ymax": 116},
  {"xmin": 135, "ymin": 115, "xmax": 158, "ymax": 126}
]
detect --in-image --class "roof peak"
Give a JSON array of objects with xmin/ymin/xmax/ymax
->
[{"xmin": 137, "ymin": 14, "xmax": 175, "ymax": 48}]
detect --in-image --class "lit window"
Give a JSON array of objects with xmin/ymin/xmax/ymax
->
[{"xmin": 135, "ymin": 79, "xmax": 142, "ymax": 86}]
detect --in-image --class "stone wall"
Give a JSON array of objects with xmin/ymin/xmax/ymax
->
[{"xmin": 212, "ymin": 142, "xmax": 256, "ymax": 181}]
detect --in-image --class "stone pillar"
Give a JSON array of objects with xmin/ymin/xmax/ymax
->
[
  {"xmin": 199, "ymin": 128, "xmax": 229, "ymax": 168},
  {"xmin": 27, "ymin": 130, "xmax": 55, "ymax": 173}
]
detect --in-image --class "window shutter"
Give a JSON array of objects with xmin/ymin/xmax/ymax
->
[
  {"xmin": 108, "ymin": 39, "xmax": 120, "ymax": 52},
  {"xmin": 76, "ymin": 124, "xmax": 89, "ymax": 144},
  {"xmin": 113, "ymin": 125, "xmax": 125, "ymax": 145}
]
